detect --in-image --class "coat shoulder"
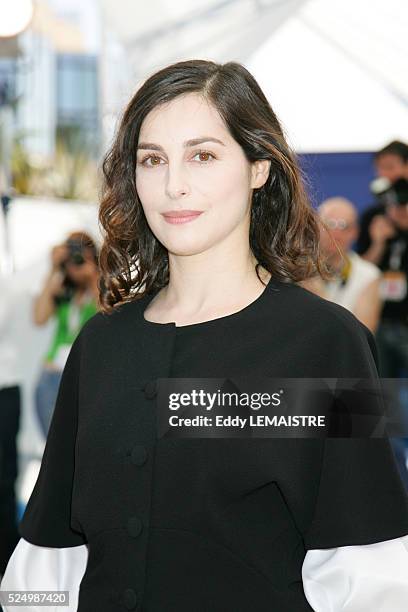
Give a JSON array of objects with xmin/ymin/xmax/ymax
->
[
  {"xmin": 266, "ymin": 280, "xmax": 379, "ymax": 376},
  {"xmin": 274, "ymin": 280, "xmax": 367, "ymax": 327},
  {"xmin": 271, "ymin": 280, "xmax": 376, "ymax": 353},
  {"xmin": 80, "ymin": 297, "xmax": 145, "ymax": 336}
]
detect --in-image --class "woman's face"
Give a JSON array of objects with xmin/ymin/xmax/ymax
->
[{"xmin": 135, "ymin": 93, "xmax": 269, "ymax": 257}]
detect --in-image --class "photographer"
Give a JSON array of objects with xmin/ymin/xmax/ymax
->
[
  {"xmin": 355, "ymin": 142, "xmax": 408, "ymax": 488},
  {"xmin": 355, "ymin": 143, "xmax": 408, "ymax": 377},
  {"xmin": 32, "ymin": 231, "xmax": 100, "ymax": 438}
]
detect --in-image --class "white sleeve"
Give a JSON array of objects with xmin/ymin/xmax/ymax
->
[
  {"xmin": 302, "ymin": 534, "xmax": 408, "ymax": 611},
  {"xmin": 0, "ymin": 538, "xmax": 88, "ymax": 612}
]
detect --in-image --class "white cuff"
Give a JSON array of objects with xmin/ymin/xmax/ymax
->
[
  {"xmin": 0, "ymin": 538, "xmax": 88, "ymax": 612},
  {"xmin": 302, "ymin": 534, "xmax": 408, "ymax": 611}
]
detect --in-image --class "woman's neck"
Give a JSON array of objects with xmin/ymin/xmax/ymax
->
[{"xmin": 144, "ymin": 263, "xmax": 271, "ymax": 326}]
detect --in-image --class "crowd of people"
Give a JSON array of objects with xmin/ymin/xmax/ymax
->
[{"xmin": 304, "ymin": 140, "xmax": 408, "ymax": 487}]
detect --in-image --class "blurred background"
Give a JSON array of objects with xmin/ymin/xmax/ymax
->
[{"xmin": 1, "ymin": 0, "xmax": 408, "ymax": 577}]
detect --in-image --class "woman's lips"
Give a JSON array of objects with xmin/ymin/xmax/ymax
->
[{"xmin": 162, "ymin": 211, "xmax": 203, "ymax": 224}]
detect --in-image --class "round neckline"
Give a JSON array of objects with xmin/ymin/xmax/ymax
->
[{"xmin": 141, "ymin": 275, "xmax": 277, "ymax": 329}]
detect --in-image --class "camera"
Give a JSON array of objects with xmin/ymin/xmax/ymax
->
[
  {"xmin": 55, "ymin": 239, "xmax": 87, "ymax": 304},
  {"xmin": 370, "ymin": 177, "xmax": 408, "ymax": 207},
  {"xmin": 61, "ymin": 238, "xmax": 86, "ymax": 268}
]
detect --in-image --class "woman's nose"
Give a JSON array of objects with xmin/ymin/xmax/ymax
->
[{"xmin": 165, "ymin": 163, "xmax": 190, "ymax": 199}]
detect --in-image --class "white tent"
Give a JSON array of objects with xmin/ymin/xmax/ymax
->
[{"xmin": 100, "ymin": 0, "xmax": 408, "ymax": 152}]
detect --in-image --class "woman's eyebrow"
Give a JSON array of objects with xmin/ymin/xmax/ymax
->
[{"xmin": 137, "ymin": 137, "xmax": 226, "ymax": 151}]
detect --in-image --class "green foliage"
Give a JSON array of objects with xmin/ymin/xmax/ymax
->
[{"xmin": 9, "ymin": 132, "xmax": 100, "ymax": 201}]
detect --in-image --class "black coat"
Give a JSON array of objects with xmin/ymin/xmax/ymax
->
[{"xmin": 19, "ymin": 277, "xmax": 408, "ymax": 611}]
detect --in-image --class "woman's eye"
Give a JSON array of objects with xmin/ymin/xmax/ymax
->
[
  {"xmin": 139, "ymin": 155, "xmax": 163, "ymax": 167},
  {"xmin": 192, "ymin": 150, "xmax": 215, "ymax": 163}
]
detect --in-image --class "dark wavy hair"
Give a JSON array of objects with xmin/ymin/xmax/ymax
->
[{"xmin": 98, "ymin": 59, "xmax": 332, "ymax": 313}]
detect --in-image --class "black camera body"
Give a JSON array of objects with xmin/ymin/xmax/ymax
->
[
  {"xmin": 56, "ymin": 239, "xmax": 88, "ymax": 304},
  {"xmin": 63, "ymin": 238, "xmax": 86, "ymax": 267},
  {"xmin": 370, "ymin": 177, "xmax": 408, "ymax": 207}
]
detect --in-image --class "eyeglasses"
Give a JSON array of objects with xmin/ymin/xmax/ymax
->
[{"xmin": 321, "ymin": 218, "xmax": 354, "ymax": 231}]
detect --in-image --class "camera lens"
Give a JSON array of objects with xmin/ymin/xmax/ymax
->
[{"xmin": 66, "ymin": 239, "xmax": 86, "ymax": 266}]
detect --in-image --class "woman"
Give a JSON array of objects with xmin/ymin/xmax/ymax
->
[
  {"xmin": 32, "ymin": 232, "xmax": 100, "ymax": 437},
  {"xmin": 2, "ymin": 59, "xmax": 408, "ymax": 611}
]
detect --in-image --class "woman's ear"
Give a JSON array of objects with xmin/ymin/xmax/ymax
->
[{"xmin": 251, "ymin": 159, "xmax": 271, "ymax": 189}]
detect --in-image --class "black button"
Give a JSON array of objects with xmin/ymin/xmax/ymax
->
[
  {"xmin": 143, "ymin": 380, "xmax": 157, "ymax": 399},
  {"xmin": 131, "ymin": 445, "xmax": 148, "ymax": 466},
  {"xmin": 127, "ymin": 515, "xmax": 143, "ymax": 538},
  {"xmin": 122, "ymin": 588, "xmax": 138, "ymax": 610}
]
